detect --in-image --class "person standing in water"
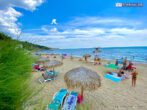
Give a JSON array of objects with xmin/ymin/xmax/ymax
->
[{"xmin": 131, "ymin": 69, "xmax": 138, "ymax": 87}]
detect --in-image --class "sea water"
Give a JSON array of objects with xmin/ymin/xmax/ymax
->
[{"xmin": 39, "ymin": 47, "xmax": 147, "ymax": 63}]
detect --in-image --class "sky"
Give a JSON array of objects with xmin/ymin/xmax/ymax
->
[{"xmin": 0, "ymin": 0, "xmax": 147, "ymax": 49}]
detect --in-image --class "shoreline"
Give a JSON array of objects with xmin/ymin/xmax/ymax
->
[{"xmin": 38, "ymin": 53, "xmax": 147, "ymax": 65}]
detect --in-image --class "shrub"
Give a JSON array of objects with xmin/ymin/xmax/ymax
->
[{"xmin": 0, "ymin": 40, "xmax": 34, "ymax": 110}]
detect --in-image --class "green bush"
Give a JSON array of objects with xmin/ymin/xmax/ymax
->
[{"xmin": 0, "ymin": 40, "xmax": 34, "ymax": 110}]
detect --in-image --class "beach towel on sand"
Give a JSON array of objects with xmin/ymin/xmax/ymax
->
[
  {"xmin": 104, "ymin": 72, "xmax": 122, "ymax": 83},
  {"xmin": 104, "ymin": 64, "xmax": 119, "ymax": 69}
]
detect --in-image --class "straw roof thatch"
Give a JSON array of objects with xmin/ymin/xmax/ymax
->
[
  {"xmin": 64, "ymin": 67, "xmax": 101, "ymax": 90},
  {"xmin": 45, "ymin": 60, "xmax": 63, "ymax": 68},
  {"xmin": 38, "ymin": 57, "xmax": 50, "ymax": 62}
]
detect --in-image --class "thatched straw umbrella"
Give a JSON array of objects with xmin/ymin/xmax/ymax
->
[
  {"xmin": 44, "ymin": 60, "xmax": 63, "ymax": 71},
  {"xmin": 37, "ymin": 58, "xmax": 50, "ymax": 66},
  {"xmin": 38, "ymin": 57, "xmax": 50, "ymax": 63},
  {"xmin": 64, "ymin": 67, "xmax": 101, "ymax": 97}
]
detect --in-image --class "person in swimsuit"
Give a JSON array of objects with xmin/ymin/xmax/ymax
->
[
  {"xmin": 93, "ymin": 48, "xmax": 101, "ymax": 65},
  {"xmin": 126, "ymin": 61, "xmax": 134, "ymax": 71},
  {"xmin": 122, "ymin": 57, "xmax": 127, "ymax": 70},
  {"xmin": 117, "ymin": 69, "xmax": 124, "ymax": 77},
  {"xmin": 131, "ymin": 69, "xmax": 138, "ymax": 87},
  {"xmin": 115, "ymin": 59, "xmax": 118, "ymax": 66}
]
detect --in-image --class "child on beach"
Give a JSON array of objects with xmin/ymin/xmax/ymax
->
[{"xmin": 131, "ymin": 69, "xmax": 138, "ymax": 87}]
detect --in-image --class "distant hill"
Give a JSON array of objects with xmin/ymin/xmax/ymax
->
[{"xmin": 0, "ymin": 32, "xmax": 52, "ymax": 51}]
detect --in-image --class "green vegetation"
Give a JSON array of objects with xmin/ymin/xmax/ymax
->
[
  {"xmin": 0, "ymin": 32, "xmax": 47, "ymax": 110},
  {"xmin": 0, "ymin": 32, "xmax": 52, "ymax": 51}
]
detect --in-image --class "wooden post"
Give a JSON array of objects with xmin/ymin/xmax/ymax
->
[{"xmin": 81, "ymin": 86, "xmax": 84, "ymax": 97}]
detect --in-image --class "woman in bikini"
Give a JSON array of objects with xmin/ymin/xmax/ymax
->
[{"xmin": 131, "ymin": 69, "xmax": 138, "ymax": 87}]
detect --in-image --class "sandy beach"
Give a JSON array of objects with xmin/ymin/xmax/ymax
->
[{"xmin": 25, "ymin": 55, "xmax": 147, "ymax": 110}]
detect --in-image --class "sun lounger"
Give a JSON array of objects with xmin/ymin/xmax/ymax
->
[
  {"xmin": 38, "ymin": 71, "xmax": 59, "ymax": 83},
  {"xmin": 48, "ymin": 89, "xmax": 68, "ymax": 110},
  {"xmin": 104, "ymin": 72, "xmax": 122, "ymax": 83},
  {"xmin": 62, "ymin": 91, "xmax": 78, "ymax": 110},
  {"xmin": 33, "ymin": 64, "xmax": 45, "ymax": 71},
  {"xmin": 104, "ymin": 64, "xmax": 119, "ymax": 69},
  {"xmin": 45, "ymin": 71, "xmax": 58, "ymax": 77}
]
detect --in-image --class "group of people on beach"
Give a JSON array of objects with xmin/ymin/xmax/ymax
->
[
  {"xmin": 115, "ymin": 57, "xmax": 138, "ymax": 87},
  {"xmin": 37, "ymin": 48, "xmax": 139, "ymax": 87}
]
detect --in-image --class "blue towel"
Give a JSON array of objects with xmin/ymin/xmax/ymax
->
[{"xmin": 104, "ymin": 73, "xmax": 122, "ymax": 83}]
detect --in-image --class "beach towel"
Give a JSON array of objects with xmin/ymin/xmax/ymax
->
[
  {"xmin": 104, "ymin": 72, "xmax": 122, "ymax": 83},
  {"xmin": 48, "ymin": 89, "xmax": 68, "ymax": 110},
  {"xmin": 104, "ymin": 64, "xmax": 119, "ymax": 69},
  {"xmin": 62, "ymin": 91, "xmax": 78, "ymax": 110}
]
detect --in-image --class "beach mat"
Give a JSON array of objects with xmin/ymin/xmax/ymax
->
[
  {"xmin": 104, "ymin": 64, "xmax": 119, "ymax": 69},
  {"xmin": 104, "ymin": 73, "xmax": 122, "ymax": 83}
]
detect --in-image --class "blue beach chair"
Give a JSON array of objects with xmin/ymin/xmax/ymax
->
[
  {"xmin": 38, "ymin": 71, "xmax": 59, "ymax": 83},
  {"xmin": 48, "ymin": 89, "xmax": 68, "ymax": 110},
  {"xmin": 62, "ymin": 91, "xmax": 78, "ymax": 110}
]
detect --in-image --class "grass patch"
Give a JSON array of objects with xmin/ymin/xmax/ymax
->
[{"xmin": 0, "ymin": 39, "xmax": 34, "ymax": 110}]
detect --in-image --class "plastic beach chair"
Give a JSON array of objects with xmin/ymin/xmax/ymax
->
[
  {"xmin": 48, "ymin": 89, "xmax": 68, "ymax": 110},
  {"xmin": 45, "ymin": 70, "xmax": 58, "ymax": 77},
  {"xmin": 38, "ymin": 71, "xmax": 59, "ymax": 83},
  {"xmin": 62, "ymin": 91, "xmax": 78, "ymax": 110}
]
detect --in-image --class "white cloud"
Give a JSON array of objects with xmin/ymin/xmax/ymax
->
[
  {"xmin": 21, "ymin": 16, "xmax": 147, "ymax": 48},
  {"xmin": 68, "ymin": 16, "xmax": 142, "ymax": 28},
  {"xmin": 51, "ymin": 19, "xmax": 57, "ymax": 25},
  {"xmin": 0, "ymin": 7, "xmax": 22, "ymax": 36},
  {"xmin": 0, "ymin": 6, "xmax": 147, "ymax": 49},
  {"xmin": 21, "ymin": 26, "xmax": 147, "ymax": 48},
  {"xmin": 0, "ymin": 0, "xmax": 44, "ymax": 11},
  {"xmin": 50, "ymin": 27, "xmax": 58, "ymax": 32},
  {"xmin": 0, "ymin": 0, "xmax": 44, "ymax": 37}
]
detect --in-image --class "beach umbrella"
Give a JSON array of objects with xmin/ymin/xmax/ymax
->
[
  {"xmin": 38, "ymin": 57, "xmax": 50, "ymax": 62},
  {"xmin": 64, "ymin": 67, "xmax": 101, "ymax": 97},
  {"xmin": 44, "ymin": 60, "xmax": 63, "ymax": 70}
]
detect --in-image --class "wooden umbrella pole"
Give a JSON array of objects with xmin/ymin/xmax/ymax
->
[{"xmin": 81, "ymin": 86, "xmax": 84, "ymax": 97}]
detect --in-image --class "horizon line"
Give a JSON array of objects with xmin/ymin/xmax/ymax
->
[{"xmin": 53, "ymin": 46, "xmax": 147, "ymax": 50}]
